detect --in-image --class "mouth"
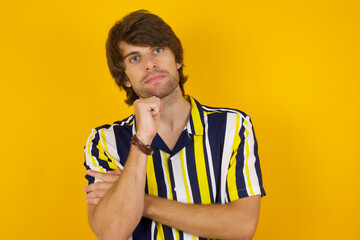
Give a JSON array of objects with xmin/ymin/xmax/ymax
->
[{"xmin": 145, "ymin": 74, "xmax": 165, "ymax": 84}]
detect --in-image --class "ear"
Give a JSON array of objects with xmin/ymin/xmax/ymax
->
[
  {"xmin": 124, "ymin": 79, "xmax": 132, "ymax": 88},
  {"xmin": 176, "ymin": 62, "xmax": 182, "ymax": 69}
]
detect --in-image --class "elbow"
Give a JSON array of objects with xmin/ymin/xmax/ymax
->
[
  {"xmin": 232, "ymin": 231, "xmax": 255, "ymax": 240},
  {"xmin": 95, "ymin": 232, "xmax": 128, "ymax": 240},
  {"xmin": 230, "ymin": 219, "xmax": 257, "ymax": 240},
  {"xmin": 234, "ymin": 232, "xmax": 255, "ymax": 240},
  {"xmin": 90, "ymin": 220, "xmax": 131, "ymax": 240},
  {"xmin": 232, "ymin": 221, "xmax": 258, "ymax": 240},
  {"xmin": 92, "ymin": 227, "xmax": 130, "ymax": 240},
  {"xmin": 88, "ymin": 221, "xmax": 107, "ymax": 240},
  {"xmin": 89, "ymin": 214, "xmax": 136, "ymax": 240}
]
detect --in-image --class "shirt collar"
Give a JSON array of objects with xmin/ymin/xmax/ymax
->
[{"xmin": 185, "ymin": 95, "xmax": 204, "ymax": 136}]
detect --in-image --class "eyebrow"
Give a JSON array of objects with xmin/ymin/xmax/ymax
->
[{"xmin": 123, "ymin": 51, "xmax": 139, "ymax": 59}]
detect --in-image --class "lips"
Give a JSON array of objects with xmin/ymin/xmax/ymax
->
[{"xmin": 145, "ymin": 74, "xmax": 165, "ymax": 84}]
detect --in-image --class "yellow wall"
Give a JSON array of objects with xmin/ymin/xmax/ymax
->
[{"xmin": 1, "ymin": 0, "xmax": 359, "ymax": 239}]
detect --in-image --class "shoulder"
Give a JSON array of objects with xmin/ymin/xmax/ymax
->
[
  {"xmin": 92, "ymin": 114, "xmax": 135, "ymax": 133},
  {"xmin": 201, "ymin": 104, "xmax": 249, "ymax": 119},
  {"xmin": 190, "ymin": 96, "xmax": 254, "ymax": 131},
  {"xmin": 199, "ymin": 102, "xmax": 252, "ymax": 126},
  {"xmin": 84, "ymin": 114, "xmax": 135, "ymax": 146},
  {"xmin": 198, "ymin": 102, "xmax": 256, "ymax": 136},
  {"xmin": 190, "ymin": 96, "xmax": 249, "ymax": 119}
]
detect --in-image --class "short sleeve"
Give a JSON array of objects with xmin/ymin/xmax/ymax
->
[
  {"xmin": 83, "ymin": 127, "xmax": 122, "ymax": 185},
  {"xmin": 225, "ymin": 115, "xmax": 266, "ymax": 202}
]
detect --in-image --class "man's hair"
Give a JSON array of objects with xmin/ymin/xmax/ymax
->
[{"xmin": 106, "ymin": 10, "xmax": 188, "ymax": 105}]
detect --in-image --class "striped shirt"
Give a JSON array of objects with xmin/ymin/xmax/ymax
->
[{"xmin": 84, "ymin": 95, "xmax": 266, "ymax": 240}]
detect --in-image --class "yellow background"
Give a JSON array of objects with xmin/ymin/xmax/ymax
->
[{"xmin": 1, "ymin": 0, "xmax": 359, "ymax": 239}]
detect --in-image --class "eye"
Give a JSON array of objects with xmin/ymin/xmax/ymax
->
[
  {"xmin": 130, "ymin": 56, "xmax": 139, "ymax": 63},
  {"xmin": 154, "ymin": 47, "xmax": 163, "ymax": 54}
]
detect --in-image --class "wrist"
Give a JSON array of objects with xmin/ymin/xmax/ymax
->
[
  {"xmin": 135, "ymin": 132, "xmax": 154, "ymax": 146},
  {"xmin": 131, "ymin": 134, "xmax": 154, "ymax": 155}
]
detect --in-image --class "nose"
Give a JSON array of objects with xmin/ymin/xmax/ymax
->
[{"xmin": 144, "ymin": 55, "xmax": 157, "ymax": 71}]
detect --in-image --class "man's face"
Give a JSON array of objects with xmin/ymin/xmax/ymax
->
[{"xmin": 119, "ymin": 42, "xmax": 182, "ymax": 99}]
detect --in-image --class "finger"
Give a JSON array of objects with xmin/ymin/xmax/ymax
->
[
  {"xmin": 86, "ymin": 197, "xmax": 101, "ymax": 205},
  {"xmin": 107, "ymin": 168, "xmax": 122, "ymax": 175},
  {"xmin": 85, "ymin": 189, "xmax": 109, "ymax": 199},
  {"xmin": 86, "ymin": 170, "xmax": 120, "ymax": 182},
  {"xmin": 149, "ymin": 102, "xmax": 162, "ymax": 115},
  {"xmin": 141, "ymin": 101, "xmax": 160, "ymax": 113},
  {"xmin": 84, "ymin": 182, "xmax": 114, "ymax": 193}
]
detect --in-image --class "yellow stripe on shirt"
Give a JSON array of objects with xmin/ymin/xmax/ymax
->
[
  {"xmin": 203, "ymin": 110, "xmax": 221, "ymax": 115},
  {"xmin": 146, "ymin": 155, "xmax": 158, "ymax": 196},
  {"xmin": 99, "ymin": 128, "xmax": 118, "ymax": 170},
  {"xmin": 189, "ymin": 96, "xmax": 211, "ymax": 204},
  {"xmin": 162, "ymin": 151, "xmax": 173, "ymax": 200},
  {"xmin": 95, "ymin": 132, "xmax": 115, "ymax": 171},
  {"xmin": 244, "ymin": 120, "xmax": 255, "ymax": 196},
  {"xmin": 147, "ymin": 155, "xmax": 165, "ymax": 239},
  {"xmin": 227, "ymin": 114, "xmax": 241, "ymax": 201},
  {"xmin": 180, "ymin": 149, "xmax": 192, "ymax": 204},
  {"xmin": 87, "ymin": 129, "xmax": 105, "ymax": 173},
  {"xmin": 189, "ymin": 96, "xmax": 204, "ymax": 135},
  {"xmin": 127, "ymin": 118, "xmax": 134, "ymax": 126},
  {"xmin": 194, "ymin": 135, "xmax": 211, "ymax": 204}
]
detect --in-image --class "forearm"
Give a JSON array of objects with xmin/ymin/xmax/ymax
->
[
  {"xmin": 143, "ymin": 195, "xmax": 261, "ymax": 240},
  {"xmin": 89, "ymin": 146, "xmax": 148, "ymax": 239}
]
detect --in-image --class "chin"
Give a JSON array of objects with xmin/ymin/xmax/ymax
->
[{"xmin": 147, "ymin": 85, "xmax": 179, "ymax": 99}]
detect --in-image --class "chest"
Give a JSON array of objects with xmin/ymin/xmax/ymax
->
[
  {"xmin": 145, "ymin": 134, "xmax": 223, "ymax": 205},
  {"xmin": 157, "ymin": 125, "xmax": 185, "ymax": 151}
]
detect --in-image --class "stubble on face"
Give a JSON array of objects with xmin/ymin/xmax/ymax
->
[
  {"xmin": 132, "ymin": 69, "xmax": 180, "ymax": 100},
  {"xmin": 119, "ymin": 42, "xmax": 181, "ymax": 101}
]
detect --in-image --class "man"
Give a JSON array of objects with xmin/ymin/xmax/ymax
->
[{"xmin": 84, "ymin": 10, "xmax": 265, "ymax": 240}]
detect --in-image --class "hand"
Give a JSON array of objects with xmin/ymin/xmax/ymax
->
[
  {"xmin": 84, "ymin": 169, "xmax": 121, "ymax": 205},
  {"xmin": 134, "ymin": 96, "xmax": 163, "ymax": 145}
]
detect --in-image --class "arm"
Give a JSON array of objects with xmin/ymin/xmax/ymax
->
[
  {"xmin": 143, "ymin": 195, "xmax": 261, "ymax": 240},
  {"xmin": 87, "ymin": 146, "xmax": 148, "ymax": 240},
  {"xmin": 85, "ymin": 97, "xmax": 163, "ymax": 240},
  {"xmin": 86, "ymin": 173, "xmax": 260, "ymax": 240},
  {"xmin": 85, "ymin": 173, "xmax": 261, "ymax": 240}
]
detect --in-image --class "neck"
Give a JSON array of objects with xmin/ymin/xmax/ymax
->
[{"xmin": 159, "ymin": 86, "xmax": 191, "ymax": 132}]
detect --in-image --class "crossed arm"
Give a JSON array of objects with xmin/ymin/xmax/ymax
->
[
  {"xmin": 84, "ymin": 97, "xmax": 261, "ymax": 239},
  {"xmin": 85, "ymin": 167, "xmax": 261, "ymax": 240},
  {"xmin": 85, "ymin": 145, "xmax": 148, "ymax": 240}
]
